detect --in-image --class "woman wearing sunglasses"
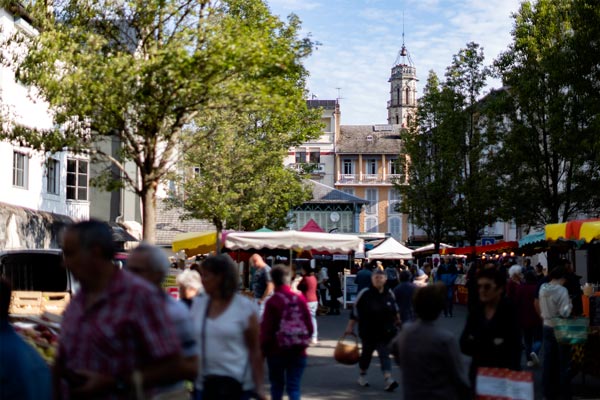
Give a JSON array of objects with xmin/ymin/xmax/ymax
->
[{"xmin": 459, "ymin": 266, "xmax": 522, "ymax": 390}]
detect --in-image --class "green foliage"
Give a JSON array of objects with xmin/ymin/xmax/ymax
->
[
  {"xmin": 494, "ymin": 0, "xmax": 600, "ymax": 226},
  {"xmin": 399, "ymin": 44, "xmax": 500, "ymax": 248},
  {"xmin": 397, "ymin": 70, "xmax": 462, "ymax": 251},
  {"xmin": 0, "ymin": 0, "xmax": 316, "ymax": 241},
  {"xmin": 443, "ymin": 42, "xmax": 499, "ymax": 246},
  {"xmin": 175, "ymin": 104, "xmax": 321, "ymax": 235}
]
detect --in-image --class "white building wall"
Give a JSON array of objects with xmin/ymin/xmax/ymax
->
[
  {"xmin": 0, "ymin": 7, "xmax": 89, "ymax": 221},
  {"xmin": 286, "ymin": 102, "xmax": 337, "ymax": 187}
]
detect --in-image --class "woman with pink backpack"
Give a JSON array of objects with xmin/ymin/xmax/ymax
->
[{"xmin": 261, "ymin": 264, "xmax": 314, "ymax": 400}]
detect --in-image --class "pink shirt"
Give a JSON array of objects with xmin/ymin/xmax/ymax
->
[
  {"xmin": 298, "ymin": 275, "xmax": 318, "ymax": 303},
  {"xmin": 58, "ymin": 269, "xmax": 181, "ymax": 398}
]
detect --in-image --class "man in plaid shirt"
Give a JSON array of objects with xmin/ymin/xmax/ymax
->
[{"xmin": 54, "ymin": 220, "xmax": 195, "ymax": 399}]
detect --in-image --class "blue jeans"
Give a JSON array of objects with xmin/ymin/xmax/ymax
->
[
  {"xmin": 267, "ymin": 355, "xmax": 307, "ymax": 400},
  {"xmin": 307, "ymin": 301, "xmax": 318, "ymax": 341},
  {"xmin": 542, "ymin": 325, "xmax": 572, "ymax": 400}
]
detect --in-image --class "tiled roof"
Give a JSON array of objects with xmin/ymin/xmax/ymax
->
[
  {"xmin": 306, "ymin": 99, "xmax": 337, "ymax": 110},
  {"xmin": 337, "ymin": 125, "xmax": 403, "ymax": 154},
  {"xmin": 155, "ymin": 201, "xmax": 215, "ymax": 246},
  {"xmin": 306, "ymin": 180, "xmax": 368, "ymax": 204}
]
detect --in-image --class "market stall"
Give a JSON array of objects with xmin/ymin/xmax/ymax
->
[
  {"xmin": 543, "ymin": 219, "xmax": 600, "ymax": 380},
  {"xmin": 224, "ymin": 231, "xmax": 364, "ymax": 253},
  {"xmin": 171, "ymin": 231, "xmax": 218, "ymax": 257},
  {"xmin": 365, "ymin": 237, "xmax": 413, "ymax": 260}
]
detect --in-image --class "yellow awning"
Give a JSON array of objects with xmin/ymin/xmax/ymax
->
[
  {"xmin": 545, "ymin": 222, "xmax": 567, "ymax": 241},
  {"xmin": 172, "ymin": 231, "xmax": 217, "ymax": 257},
  {"xmin": 545, "ymin": 219, "xmax": 600, "ymax": 243},
  {"xmin": 579, "ymin": 221, "xmax": 600, "ymax": 243}
]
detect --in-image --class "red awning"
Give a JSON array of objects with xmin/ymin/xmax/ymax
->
[
  {"xmin": 441, "ymin": 241, "xmax": 519, "ymax": 256},
  {"xmin": 300, "ymin": 219, "xmax": 325, "ymax": 233}
]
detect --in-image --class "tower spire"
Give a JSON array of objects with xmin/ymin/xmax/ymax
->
[
  {"xmin": 387, "ymin": 9, "xmax": 417, "ymax": 126},
  {"xmin": 394, "ymin": 10, "xmax": 413, "ymax": 67}
]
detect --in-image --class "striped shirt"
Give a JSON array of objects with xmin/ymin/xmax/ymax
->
[{"xmin": 58, "ymin": 269, "xmax": 181, "ymax": 399}]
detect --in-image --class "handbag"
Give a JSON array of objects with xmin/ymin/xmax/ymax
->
[
  {"xmin": 203, "ymin": 375, "xmax": 243, "ymax": 400},
  {"xmin": 334, "ymin": 333, "xmax": 360, "ymax": 365},
  {"xmin": 552, "ymin": 317, "xmax": 589, "ymax": 345}
]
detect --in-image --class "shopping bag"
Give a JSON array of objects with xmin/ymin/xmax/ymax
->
[
  {"xmin": 476, "ymin": 368, "xmax": 533, "ymax": 400},
  {"xmin": 334, "ymin": 333, "xmax": 360, "ymax": 365},
  {"xmin": 553, "ymin": 317, "xmax": 589, "ymax": 345}
]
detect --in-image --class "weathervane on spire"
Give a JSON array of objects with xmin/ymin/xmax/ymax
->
[{"xmin": 394, "ymin": 10, "xmax": 414, "ymax": 67}]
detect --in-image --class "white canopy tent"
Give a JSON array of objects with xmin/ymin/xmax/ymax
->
[
  {"xmin": 224, "ymin": 231, "xmax": 364, "ymax": 254},
  {"xmin": 412, "ymin": 243, "xmax": 454, "ymax": 253},
  {"xmin": 366, "ymin": 237, "xmax": 413, "ymax": 260}
]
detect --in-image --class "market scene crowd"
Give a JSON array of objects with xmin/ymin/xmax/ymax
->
[{"xmin": 2, "ymin": 219, "xmax": 595, "ymax": 400}]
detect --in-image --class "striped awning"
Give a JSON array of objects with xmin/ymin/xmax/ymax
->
[{"xmin": 545, "ymin": 219, "xmax": 600, "ymax": 242}]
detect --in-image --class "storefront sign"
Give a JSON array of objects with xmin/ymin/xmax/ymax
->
[
  {"xmin": 343, "ymin": 274, "xmax": 358, "ymax": 308},
  {"xmin": 333, "ymin": 254, "xmax": 349, "ymax": 261}
]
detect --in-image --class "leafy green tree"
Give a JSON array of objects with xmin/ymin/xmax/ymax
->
[
  {"xmin": 444, "ymin": 42, "xmax": 500, "ymax": 246},
  {"xmin": 494, "ymin": 0, "xmax": 600, "ymax": 226},
  {"xmin": 176, "ymin": 104, "xmax": 321, "ymax": 249},
  {"xmin": 397, "ymin": 70, "xmax": 461, "ymax": 253},
  {"xmin": 0, "ymin": 0, "xmax": 314, "ymax": 242}
]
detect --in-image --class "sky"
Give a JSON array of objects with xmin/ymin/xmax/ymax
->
[{"xmin": 266, "ymin": 0, "xmax": 523, "ymax": 125}]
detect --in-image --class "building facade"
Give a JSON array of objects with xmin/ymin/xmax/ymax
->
[
  {"xmin": 334, "ymin": 125, "xmax": 407, "ymax": 241},
  {"xmin": 0, "ymin": 7, "xmax": 89, "ymax": 249},
  {"xmin": 290, "ymin": 180, "xmax": 367, "ymax": 233},
  {"xmin": 285, "ymin": 99, "xmax": 339, "ymax": 188}
]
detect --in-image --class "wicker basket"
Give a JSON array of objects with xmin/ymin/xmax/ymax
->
[{"xmin": 334, "ymin": 333, "xmax": 360, "ymax": 365}]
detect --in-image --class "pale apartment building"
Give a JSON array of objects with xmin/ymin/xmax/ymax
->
[{"xmin": 0, "ymin": 5, "xmax": 90, "ymax": 249}]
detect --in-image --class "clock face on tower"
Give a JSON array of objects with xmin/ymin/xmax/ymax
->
[{"xmin": 330, "ymin": 212, "xmax": 340, "ymax": 222}]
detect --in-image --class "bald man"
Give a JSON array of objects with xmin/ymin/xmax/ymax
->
[{"xmin": 250, "ymin": 254, "xmax": 274, "ymax": 317}]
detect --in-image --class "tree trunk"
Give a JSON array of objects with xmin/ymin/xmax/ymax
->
[
  {"xmin": 141, "ymin": 186, "xmax": 157, "ymax": 243},
  {"xmin": 215, "ymin": 227, "xmax": 222, "ymax": 255}
]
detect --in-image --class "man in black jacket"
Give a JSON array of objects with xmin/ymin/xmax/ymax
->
[{"xmin": 345, "ymin": 270, "xmax": 400, "ymax": 392}]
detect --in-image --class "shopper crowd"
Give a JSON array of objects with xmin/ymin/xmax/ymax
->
[{"xmin": 1, "ymin": 219, "xmax": 584, "ymax": 400}]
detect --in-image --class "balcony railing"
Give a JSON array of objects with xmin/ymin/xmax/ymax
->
[
  {"xmin": 336, "ymin": 174, "xmax": 400, "ymax": 185},
  {"xmin": 288, "ymin": 163, "xmax": 326, "ymax": 174}
]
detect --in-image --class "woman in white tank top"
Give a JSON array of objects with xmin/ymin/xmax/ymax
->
[{"xmin": 191, "ymin": 255, "xmax": 266, "ymax": 400}]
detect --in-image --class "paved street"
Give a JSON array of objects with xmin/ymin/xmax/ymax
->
[
  {"xmin": 300, "ymin": 305, "xmax": 469, "ymax": 399},
  {"xmin": 299, "ymin": 304, "xmax": 600, "ymax": 400}
]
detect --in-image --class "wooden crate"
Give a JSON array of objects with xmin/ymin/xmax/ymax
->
[
  {"xmin": 10, "ymin": 291, "xmax": 42, "ymax": 315},
  {"xmin": 42, "ymin": 292, "xmax": 71, "ymax": 315}
]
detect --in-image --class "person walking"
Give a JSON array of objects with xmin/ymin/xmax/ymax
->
[
  {"xmin": 326, "ymin": 264, "xmax": 343, "ymax": 315},
  {"xmin": 391, "ymin": 283, "xmax": 470, "ymax": 399},
  {"xmin": 437, "ymin": 260, "xmax": 458, "ymax": 317},
  {"xmin": 354, "ymin": 263, "xmax": 373, "ymax": 293},
  {"xmin": 176, "ymin": 268, "xmax": 203, "ymax": 308},
  {"xmin": 515, "ymin": 270, "xmax": 543, "ymax": 367},
  {"xmin": 56, "ymin": 220, "xmax": 192, "ymax": 399},
  {"xmin": 250, "ymin": 253, "xmax": 274, "ymax": 318},
  {"xmin": 345, "ymin": 269, "xmax": 399, "ymax": 392},
  {"xmin": 538, "ymin": 265, "xmax": 573, "ymax": 400},
  {"xmin": 506, "ymin": 264, "xmax": 523, "ymax": 302},
  {"xmin": 298, "ymin": 264, "xmax": 319, "ymax": 344},
  {"xmin": 460, "ymin": 267, "xmax": 522, "ymax": 388},
  {"xmin": 393, "ymin": 270, "xmax": 416, "ymax": 323},
  {"xmin": 0, "ymin": 278, "xmax": 52, "ymax": 400},
  {"xmin": 192, "ymin": 254, "xmax": 266, "ymax": 400},
  {"xmin": 384, "ymin": 263, "xmax": 399, "ymax": 291},
  {"xmin": 126, "ymin": 244, "xmax": 199, "ymax": 398},
  {"xmin": 261, "ymin": 265, "xmax": 313, "ymax": 400}
]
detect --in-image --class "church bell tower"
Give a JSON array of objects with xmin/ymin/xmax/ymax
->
[{"xmin": 387, "ymin": 31, "xmax": 417, "ymax": 127}]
